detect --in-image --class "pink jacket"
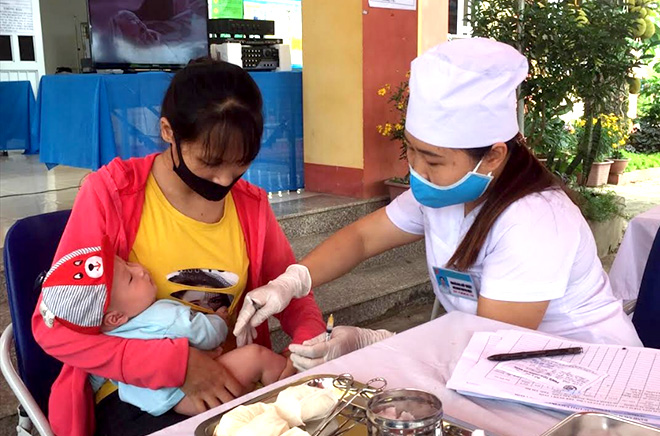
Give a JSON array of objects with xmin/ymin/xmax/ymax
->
[{"xmin": 31, "ymin": 154, "xmax": 325, "ymax": 436}]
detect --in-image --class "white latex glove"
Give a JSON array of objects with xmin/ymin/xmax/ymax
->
[
  {"xmin": 233, "ymin": 264, "xmax": 312, "ymax": 347},
  {"xmin": 288, "ymin": 326, "xmax": 395, "ymax": 371}
]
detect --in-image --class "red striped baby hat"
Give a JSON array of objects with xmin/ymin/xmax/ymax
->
[{"xmin": 39, "ymin": 237, "xmax": 114, "ymax": 334}]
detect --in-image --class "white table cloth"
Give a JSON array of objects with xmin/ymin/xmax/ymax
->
[
  {"xmin": 610, "ymin": 206, "xmax": 660, "ymax": 301},
  {"xmin": 151, "ymin": 312, "xmax": 568, "ymax": 436}
]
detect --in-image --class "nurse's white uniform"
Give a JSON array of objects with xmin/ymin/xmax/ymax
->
[{"xmin": 387, "ymin": 188, "xmax": 642, "ymax": 347}]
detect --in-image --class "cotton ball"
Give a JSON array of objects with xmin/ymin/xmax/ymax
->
[
  {"xmin": 235, "ymin": 408, "xmax": 289, "ymax": 436},
  {"xmin": 399, "ymin": 411, "xmax": 416, "ymax": 421},
  {"xmin": 376, "ymin": 407, "xmax": 416, "ymax": 421},
  {"xmin": 377, "ymin": 407, "xmax": 399, "ymax": 420},
  {"xmin": 214, "ymin": 403, "xmax": 275, "ymax": 436},
  {"xmin": 275, "ymin": 385, "xmax": 339, "ymax": 427}
]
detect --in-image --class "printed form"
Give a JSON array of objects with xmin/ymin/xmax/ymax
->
[{"xmin": 447, "ymin": 330, "xmax": 660, "ymax": 426}]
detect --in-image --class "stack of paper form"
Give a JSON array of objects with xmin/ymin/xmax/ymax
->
[{"xmin": 446, "ymin": 330, "xmax": 660, "ymax": 427}]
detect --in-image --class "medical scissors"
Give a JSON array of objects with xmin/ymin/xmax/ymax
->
[{"xmin": 311, "ymin": 373, "xmax": 387, "ymax": 436}]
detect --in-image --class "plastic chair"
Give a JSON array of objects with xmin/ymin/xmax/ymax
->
[
  {"xmin": 1, "ymin": 210, "xmax": 71, "ymax": 436},
  {"xmin": 430, "ymin": 298, "xmax": 443, "ymax": 321},
  {"xmin": 632, "ymin": 229, "xmax": 660, "ymax": 349}
]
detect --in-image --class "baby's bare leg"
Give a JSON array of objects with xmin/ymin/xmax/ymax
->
[
  {"xmin": 171, "ymin": 345, "xmax": 293, "ymax": 416},
  {"xmin": 173, "ymin": 396, "xmax": 198, "ymax": 416},
  {"xmin": 217, "ymin": 344, "xmax": 291, "ymax": 390}
]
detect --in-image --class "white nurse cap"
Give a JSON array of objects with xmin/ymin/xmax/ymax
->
[{"xmin": 406, "ymin": 37, "xmax": 528, "ymax": 149}]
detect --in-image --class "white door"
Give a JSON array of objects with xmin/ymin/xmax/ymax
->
[{"xmin": 0, "ymin": 0, "xmax": 46, "ymax": 92}]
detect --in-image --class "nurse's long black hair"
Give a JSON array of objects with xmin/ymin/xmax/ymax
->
[{"xmin": 447, "ymin": 134, "xmax": 576, "ymax": 271}]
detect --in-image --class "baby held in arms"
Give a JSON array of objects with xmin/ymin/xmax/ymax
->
[{"xmin": 38, "ymin": 241, "xmax": 295, "ymax": 417}]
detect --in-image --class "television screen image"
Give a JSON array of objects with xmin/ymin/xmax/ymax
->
[{"xmin": 89, "ymin": 0, "xmax": 208, "ymax": 67}]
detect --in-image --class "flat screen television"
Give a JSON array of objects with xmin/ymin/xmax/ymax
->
[{"xmin": 88, "ymin": 0, "xmax": 209, "ymax": 70}]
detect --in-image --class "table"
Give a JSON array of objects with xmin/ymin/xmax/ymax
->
[
  {"xmin": 151, "ymin": 312, "xmax": 567, "ymax": 436},
  {"xmin": 0, "ymin": 81, "xmax": 38, "ymax": 153},
  {"xmin": 609, "ymin": 206, "xmax": 660, "ymax": 301},
  {"xmin": 35, "ymin": 71, "xmax": 304, "ymax": 193}
]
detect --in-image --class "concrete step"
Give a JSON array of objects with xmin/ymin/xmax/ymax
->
[
  {"xmin": 273, "ymin": 194, "xmax": 388, "ymax": 240},
  {"xmin": 289, "ymin": 232, "xmax": 425, "ymax": 271},
  {"xmin": 364, "ymin": 300, "xmax": 440, "ymax": 334},
  {"xmin": 268, "ymin": 252, "xmax": 434, "ymax": 352}
]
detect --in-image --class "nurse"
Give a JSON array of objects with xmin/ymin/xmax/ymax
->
[{"xmin": 234, "ymin": 38, "xmax": 643, "ymax": 369}]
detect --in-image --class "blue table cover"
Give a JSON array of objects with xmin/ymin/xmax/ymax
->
[
  {"xmin": 36, "ymin": 71, "xmax": 304, "ymax": 192},
  {"xmin": 0, "ymin": 81, "xmax": 38, "ymax": 153},
  {"xmin": 632, "ymin": 228, "xmax": 660, "ymax": 349}
]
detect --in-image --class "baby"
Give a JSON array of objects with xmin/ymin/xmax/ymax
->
[{"xmin": 39, "ymin": 241, "xmax": 295, "ymax": 417}]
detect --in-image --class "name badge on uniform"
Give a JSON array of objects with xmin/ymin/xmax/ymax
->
[{"xmin": 432, "ymin": 267, "xmax": 478, "ymax": 301}]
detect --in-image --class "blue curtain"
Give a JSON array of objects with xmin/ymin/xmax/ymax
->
[
  {"xmin": 0, "ymin": 81, "xmax": 37, "ymax": 153},
  {"xmin": 37, "ymin": 71, "xmax": 304, "ymax": 192}
]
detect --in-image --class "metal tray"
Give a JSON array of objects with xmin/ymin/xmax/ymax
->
[
  {"xmin": 195, "ymin": 374, "xmax": 479, "ymax": 436},
  {"xmin": 540, "ymin": 412, "xmax": 660, "ymax": 436}
]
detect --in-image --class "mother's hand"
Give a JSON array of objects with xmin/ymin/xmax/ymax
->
[{"xmin": 180, "ymin": 348, "xmax": 243, "ymax": 413}]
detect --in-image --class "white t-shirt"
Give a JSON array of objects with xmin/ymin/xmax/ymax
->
[{"xmin": 386, "ymin": 188, "xmax": 642, "ymax": 346}]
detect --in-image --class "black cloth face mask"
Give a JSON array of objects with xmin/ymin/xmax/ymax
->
[{"xmin": 171, "ymin": 142, "xmax": 243, "ymax": 202}]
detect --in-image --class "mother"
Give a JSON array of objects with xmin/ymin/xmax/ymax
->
[{"xmin": 32, "ymin": 59, "xmax": 325, "ymax": 436}]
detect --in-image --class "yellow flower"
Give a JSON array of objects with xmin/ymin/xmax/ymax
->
[
  {"xmin": 395, "ymin": 123, "xmax": 404, "ymax": 131},
  {"xmin": 377, "ymin": 124, "xmax": 383, "ymax": 133},
  {"xmin": 377, "ymin": 88, "xmax": 387, "ymax": 96},
  {"xmin": 397, "ymin": 103, "xmax": 404, "ymax": 110}
]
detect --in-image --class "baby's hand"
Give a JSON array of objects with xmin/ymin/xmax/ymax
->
[{"xmin": 215, "ymin": 306, "xmax": 229, "ymax": 323}]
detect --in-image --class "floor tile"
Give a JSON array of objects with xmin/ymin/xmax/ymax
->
[{"xmin": 0, "ymin": 152, "xmax": 88, "ymax": 196}]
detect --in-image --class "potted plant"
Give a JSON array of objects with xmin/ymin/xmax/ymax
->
[
  {"xmin": 600, "ymin": 113, "xmax": 631, "ymax": 176},
  {"xmin": 609, "ymin": 145, "xmax": 630, "ymax": 176},
  {"xmin": 585, "ymin": 159, "xmax": 614, "ymax": 187},
  {"xmin": 383, "ymin": 175, "xmax": 410, "ymax": 201},
  {"xmin": 571, "ymin": 115, "xmax": 620, "ymax": 187},
  {"xmin": 377, "ymin": 77, "xmax": 410, "ymax": 200},
  {"xmin": 575, "ymin": 187, "xmax": 626, "ymax": 257}
]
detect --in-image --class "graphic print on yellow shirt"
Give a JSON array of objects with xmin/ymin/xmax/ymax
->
[{"xmin": 129, "ymin": 174, "xmax": 249, "ymax": 318}]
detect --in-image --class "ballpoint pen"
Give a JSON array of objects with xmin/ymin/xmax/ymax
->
[{"xmin": 487, "ymin": 347, "xmax": 583, "ymax": 362}]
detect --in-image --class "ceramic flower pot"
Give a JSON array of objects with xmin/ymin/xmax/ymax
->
[
  {"xmin": 384, "ymin": 179, "xmax": 409, "ymax": 201},
  {"xmin": 609, "ymin": 158, "xmax": 630, "ymax": 175},
  {"xmin": 584, "ymin": 161, "xmax": 614, "ymax": 187}
]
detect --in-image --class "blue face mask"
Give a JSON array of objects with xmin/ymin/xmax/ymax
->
[{"xmin": 409, "ymin": 160, "xmax": 493, "ymax": 209}]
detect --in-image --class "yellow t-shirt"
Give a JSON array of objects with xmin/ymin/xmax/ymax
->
[
  {"xmin": 95, "ymin": 173, "xmax": 249, "ymax": 403},
  {"xmin": 130, "ymin": 173, "xmax": 249, "ymax": 316}
]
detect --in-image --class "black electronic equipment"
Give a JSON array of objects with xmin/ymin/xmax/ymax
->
[{"xmin": 208, "ymin": 19, "xmax": 283, "ymax": 71}]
